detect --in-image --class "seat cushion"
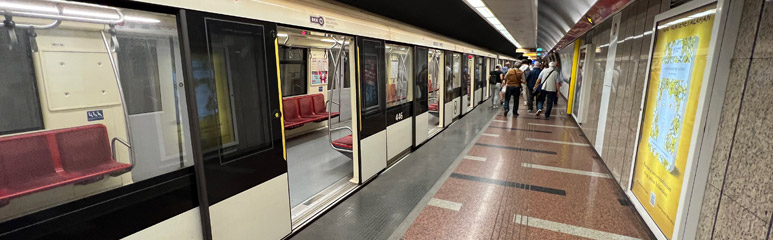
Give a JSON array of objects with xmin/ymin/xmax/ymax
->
[
  {"xmin": 311, "ymin": 94, "xmax": 329, "ymax": 115},
  {"xmin": 298, "ymin": 96, "xmax": 317, "ymax": 119},
  {"xmin": 332, "ymin": 135, "xmax": 353, "ymax": 149},
  {"xmin": 283, "ymin": 98, "xmax": 303, "ymax": 122}
]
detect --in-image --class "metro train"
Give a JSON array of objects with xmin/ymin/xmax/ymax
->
[{"xmin": 0, "ymin": 0, "xmax": 522, "ymax": 238}]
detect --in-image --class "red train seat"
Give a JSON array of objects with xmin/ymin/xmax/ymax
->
[
  {"xmin": 332, "ymin": 134, "xmax": 353, "ymax": 150},
  {"xmin": 283, "ymin": 97, "xmax": 310, "ymax": 129},
  {"xmin": 0, "ymin": 124, "xmax": 132, "ymax": 208},
  {"xmin": 387, "ymin": 84, "xmax": 397, "ymax": 102},
  {"xmin": 298, "ymin": 96, "xmax": 327, "ymax": 122},
  {"xmin": 311, "ymin": 94, "xmax": 339, "ymax": 119},
  {"xmin": 57, "ymin": 126, "xmax": 132, "ymax": 184},
  {"xmin": 429, "ymin": 103, "xmax": 439, "ymax": 111}
]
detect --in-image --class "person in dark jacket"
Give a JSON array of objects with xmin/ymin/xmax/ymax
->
[{"xmin": 525, "ymin": 62, "xmax": 543, "ymax": 112}]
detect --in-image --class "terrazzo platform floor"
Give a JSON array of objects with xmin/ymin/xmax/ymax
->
[{"xmin": 292, "ymin": 97, "xmax": 654, "ymax": 240}]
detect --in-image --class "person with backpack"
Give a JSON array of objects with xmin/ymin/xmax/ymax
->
[
  {"xmin": 502, "ymin": 67, "xmax": 524, "ymax": 117},
  {"xmin": 489, "ymin": 65, "xmax": 503, "ymax": 108},
  {"xmin": 532, "ymin": 62, "xmax": 561, "ymax": 119}
]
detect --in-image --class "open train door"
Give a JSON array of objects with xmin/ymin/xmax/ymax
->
[
  {"xmin": 444, "ymin": 51, "xmax": 461, "ymax": 126},
  {"xmin": 412, "ymin": 47, "xmax": 429, "ymax": 148},
  {"xmin": 181, "ymin": 10, "xmax": 291, "ymax": 239},
  {"xmin": 476, "ymin": 56, "xmax": 486, "ymax": 105},
  {"xmin": 354, "ymin": 36, "xmax": 387, "ymax": 183}
]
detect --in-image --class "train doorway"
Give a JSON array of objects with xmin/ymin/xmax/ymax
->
[
  {"xmin": 276, "ymin": 27, "xmax": 357, "ymax": 227},
  {"xmin": 427, "ymin": 49, "xmax": 444, "ymax": 137}
]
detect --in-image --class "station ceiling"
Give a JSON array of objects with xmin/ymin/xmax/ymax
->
[
  {"xmin": 331, "ymin": 0, "xmax": 520, "ymax": 57},
  {"xmin": 484, "ymin": 0, "xmax": 538, "ymax": 48},
  {"xmin": 333, "ymin": 0, "xmax": 597, "ymax": 56},
  {"xmin": 537, "ymin": 0, "xmax": 596, "ymax": 51}
]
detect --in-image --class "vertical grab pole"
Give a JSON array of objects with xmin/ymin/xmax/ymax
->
[{"xmin": 101, "ymin": 30, "xmax": 135, "ymax": 168}]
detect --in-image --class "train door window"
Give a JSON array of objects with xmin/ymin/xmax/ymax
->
[
  {"xmin": 476, "ymin": 57, "xmax": 484, "ymax": 87},
  {"xmin": 0, "ymin": 28, "xmax": 44, "ymax": 135},
  {"xmin": 361, "ymin": 39, "xmax": 384, "ymax": 115},
  {"xmin": 201, "ymin": 19, "xmax": 273, "ymax": 160},
  {"xmin": 280, "ymin": 47, "xmax": 308, "ymax": 97},
  {"xmin": 428, "ymin": 49, "xmax": 443, "ymax": 132},
  {"xmin": 385, "ymin": 43, "xmax": 413, "ymax": 107},
  {"xmin": 452, "ymin": 53, "xmax": 461, "ymax": 91},
  {"xmin": 0, "ymin": 6, "xmax": 194, "ymax": 223}
]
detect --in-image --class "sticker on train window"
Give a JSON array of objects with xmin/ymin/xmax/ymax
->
[{"xmin": 87, "ymin": 110, "xmax": 104, "ymax": 121}]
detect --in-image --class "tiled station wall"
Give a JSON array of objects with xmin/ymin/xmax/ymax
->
[
  {"xmin": 695, "ymin": 1, "xmax": 773, "ymax": 239},
  {"xmin": 559, "ymin": 0, "xmax": 773, "ymax": 238}
]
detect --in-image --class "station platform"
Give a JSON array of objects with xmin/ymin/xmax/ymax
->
[{"xmin": 291, "ymin": 98, "xmax": 655, "ymax": 240}]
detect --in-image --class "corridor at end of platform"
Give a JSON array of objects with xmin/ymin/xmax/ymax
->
[{"xmin": 292, "ymin": 97, "xmax": 655, "ymax": 240}]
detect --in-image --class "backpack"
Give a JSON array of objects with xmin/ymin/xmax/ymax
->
[{"xmin": 489, "ymin": 70, "xmax": 500, "ymax": 84}]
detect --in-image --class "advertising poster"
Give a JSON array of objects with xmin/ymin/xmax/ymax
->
[
  {"xmin": 631, "ymin": 4, "xmax": 716, "ymax": 238},
  {"xmin": 311, "ymin": 56, "xmax": 328, "ymax": 85}
]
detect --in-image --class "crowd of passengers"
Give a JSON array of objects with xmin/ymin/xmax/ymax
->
[{"xmin": 488, "ymin": 60, "xmax": 561, "ymax": 119}]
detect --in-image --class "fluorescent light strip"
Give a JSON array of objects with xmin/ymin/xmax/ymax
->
[{"xmin": 463, "ymin": 0, "xmax": 521, "ymax": 48}]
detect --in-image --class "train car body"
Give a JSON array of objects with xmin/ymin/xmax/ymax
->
[{"xmin": 0, "ymin": 0, "xmax": 512, "ymax": 239}]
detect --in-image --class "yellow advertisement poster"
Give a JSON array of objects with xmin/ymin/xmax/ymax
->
[{"xmin": 631, "ymin": 4, "xmax": 716, "ymax": 238}]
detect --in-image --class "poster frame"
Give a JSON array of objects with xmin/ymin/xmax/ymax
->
[
  {"xmin": 625, "ymin": 0, "xmax": 742, "ymax": 239},
  {"xmin": 573, "ymin": 44, "xmax": 593, "ymax": 124}
]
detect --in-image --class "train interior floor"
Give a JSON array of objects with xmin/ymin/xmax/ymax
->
[
  {"xmin": 287, "ymin": 122, "xmax": 354, "ymax": 209},
  {"xmin": 292, "ymin": 97, "xmax": 655, "ymax": 240}
]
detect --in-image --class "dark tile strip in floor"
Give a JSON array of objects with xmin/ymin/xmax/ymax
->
[
  {"xmin": 488, "ymin": 125, "xmax": 553, "ymax": 133},
  {"xmin": 474, "ymin": 143, "xmax": 557, "ymax": 155},
  {"xmin": 402, "ymin": 98, "xmax": 655, "ymax": 240},
  {"xmin": 449, "ymin": 173, "xmax": 566, "ymax": 196}
]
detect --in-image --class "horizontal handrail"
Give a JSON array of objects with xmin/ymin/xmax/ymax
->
[{"xmin": 0, "ymin": 0, "xmax": 124, "ymax": 29}]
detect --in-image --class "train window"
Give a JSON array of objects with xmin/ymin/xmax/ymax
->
[
  {"xmin": 0, "ymin": 29, "xmax": 44, "ymax": 136},
  {"xmin": 117, "ymin": 37, "xmax": 163, "ymax": 115},
  {"xmin": 0, "ymin": 5, "xmax": 193, "ymax": 222},
  {"xmin": 280, "ymin": 47, "xmax": 308, "ymax": 97},
  {"xmin": 328, "ymin": 49, "xmax": 351, "ymax": 89},
  {"xmin": 385, "ymin": 43, "xmax": 413, "ymax": 107}
]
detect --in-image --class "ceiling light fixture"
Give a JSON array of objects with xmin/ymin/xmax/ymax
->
[
  {"xmin": 124, "ymin": 16, "xmax": 160, "ymax": 23},
  {"xmin": 462, "ymin": 0, "xmax": 521, "ymax": 48}
]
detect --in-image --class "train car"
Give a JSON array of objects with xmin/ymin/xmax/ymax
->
[{"xmin": 0, "ymin": 0, "xmax": 514, "ymax": 239}]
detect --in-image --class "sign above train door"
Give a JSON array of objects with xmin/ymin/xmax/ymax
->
[{"xmin": 308, "ymin": 14, "xmax": 339, "ymax": 30}]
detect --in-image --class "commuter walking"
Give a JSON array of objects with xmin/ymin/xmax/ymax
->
[
  {"xmin": 502, "ymin": 67, "xmax": 524, "ymax": 117},
  {"xmin": 525, "ymin": 62, "xmax": 542, "ymax": 112},
  {"xmin": 533, "ymin": 62, "xmax": 560, "ymax": 119},
  {"xmin": 499, "ymin": 62, "xmax": 510, "ymax": 105},
  {"xmin": 489, "ymin": 65, "xmax": 503, "ymax": 108},
  {"xmin": 519, "ymin": 60, "xmax": 531, "ymax": 107}
]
